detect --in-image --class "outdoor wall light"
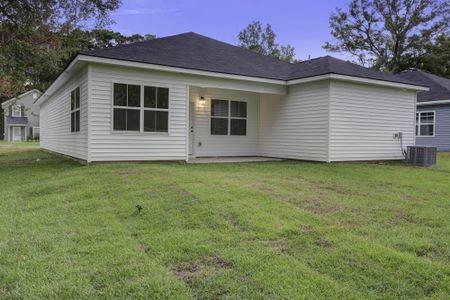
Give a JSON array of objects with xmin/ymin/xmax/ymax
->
[{"xmin": 199, "ymin": 96, "xmax": 206, "ymax": 107}]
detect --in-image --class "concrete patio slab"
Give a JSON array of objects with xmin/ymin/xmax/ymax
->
[{"xmin": 187, "ymin": 156, "xmax": 283, "ymax": 164}]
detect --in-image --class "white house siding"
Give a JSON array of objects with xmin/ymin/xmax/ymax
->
[
  {"xmin": 329, "ymin": 80, "xmax": 416, "ymax": 161},
  {"xmin": 189, "ymin": 87, "xmax": 259, "ymax": 157},
  {"xmin": 259, "ymin": 80, "xmax": 330, "ymax": 161},
  {"xmin": 89, "ymin": 64, "xmax": 188, "ymax": 161},
  {"xmin": 40, "ymin": 68, "xmax": 88, "ymax": 160}
]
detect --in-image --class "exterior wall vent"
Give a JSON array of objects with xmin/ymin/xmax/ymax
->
[{"xmin": 406, "ymin": 146, "xmax": 437, "ymax": 167}]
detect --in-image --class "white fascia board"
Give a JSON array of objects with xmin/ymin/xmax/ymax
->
[
  {"xmin": 417, "ymin": 99, "xmax": 450, "ymax": 106},
  {"xmin": 287, "ymin": 73, "xmax": 429, "ymax": 91},
  {"xmin": 37, "ymin": 54, "xmax": 429, "ymax": 105},
  {"xmin": 78, "ymin": 55, "xmax": 286, "ymax": 85}
]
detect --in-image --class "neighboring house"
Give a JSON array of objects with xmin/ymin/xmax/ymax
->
[
  {"xmin": 395, "ymin": 70, "xmax": 450, "ymax": 151},
  {"xmin": 2, "ymin": 89, "xmax": 41, "ymax": 142},
  {"xmin": 36, "ymin": 32, "xmax": 427, "ymax": 163}
]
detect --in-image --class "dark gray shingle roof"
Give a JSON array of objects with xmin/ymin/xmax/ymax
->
[
  {"xmin": 82, "ymin": 32, "xmax": 422, "ymax": 86},
  {"xmin": 394, "ymin": 70, "xmax": 450, "ymax": 102}
]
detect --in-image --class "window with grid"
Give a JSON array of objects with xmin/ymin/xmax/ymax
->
[
  {"xmin": 143, "ymin": 86, "xmax": 169, "ymax": 132},
  {"xmin": 70, "ymin": 87, "xmax": 80, "ymax": 132},
  {"xmin": 416, "ymin": 111, "xmax": 435, "ymax": 137},
  {"xmin": 113, "ymin": 83, "xmax": 169, "ymax": 132},
  {"xmin": 211, "ymin": 99, "xmax": 247, "ymax": 136}
]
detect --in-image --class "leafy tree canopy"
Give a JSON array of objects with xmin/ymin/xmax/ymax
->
[
  {"xmin": 238, "ymin": 21, "xmax": 297, "ymax": 63},
  {"xmin": 323, "ymin": 0, "xmax": 450, "ymax": 73},
  {"xmin": 0, "ymin": 0, "xmax": 154, "ymax": 99}
]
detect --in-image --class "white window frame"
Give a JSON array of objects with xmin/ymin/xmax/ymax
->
[
  {"xmin": 416, "ymin": 111, "xmax": 435, "ymax": 137},
  {"xmin": 112, "ymin": 82, "xmax": 170, "ymax": 134},
  {"xmin": 70, "ymin": 87, "xmax": 81, "ymax": 133},
  {"xmin": 11, "ymin": 104, "xmax": 22, "ymax": 117},
  {"xmin": 210, "ymin": 99, "xmax": 247, "ymax": 136}
]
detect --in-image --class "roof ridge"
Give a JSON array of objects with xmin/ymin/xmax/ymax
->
[
  {"xmin": 186, "ymin": 32, "xmax": 294, "ymax": 67},
  {"xmin": 81, "ymin": 32, "xmax": 196, "ymax": 54}
]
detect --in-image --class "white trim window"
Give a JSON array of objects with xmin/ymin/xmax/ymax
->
[
  {"xmin": 71, "ymin": 87, "xmax": 80, "ymax": 132},
  {"xmin": 113, "ymin": 83, "xmax": 141, "ymax": 131},
  {"xmin": 210, "ymin": 99, "xmax": 247, "ymax": 136},
  {"xmin": 143, "ymin": 86, "xmax": 169, "ymax": 132},
  {"xmin": 113, "ymin": 83, "xmax": 169, "ymax": 133},
  {"xmin": 416, "ymin": 111, "xmax": 435, "ymax": 137}
]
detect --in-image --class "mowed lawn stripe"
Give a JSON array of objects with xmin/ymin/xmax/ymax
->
[{"xmin": 0, "ymin": 141, "xmax": 449, "ymax": 299}]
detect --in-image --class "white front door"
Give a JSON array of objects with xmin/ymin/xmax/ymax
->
[
  {"xmin": 188, "ymin": 103, "xmax": 195, "ymax": 156},
  {"xmin": 12, "ymin": 127, "xmax": 22, "ymax": 142}
]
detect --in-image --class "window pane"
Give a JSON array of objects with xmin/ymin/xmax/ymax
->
[
  {"xmin": 230, "ymin": 119, "xmax": 246, "ymax": 135},
  {"xmin": 231, "ymin": 101, "xmax": 246, "ymax": 118},
  {"xmin": 157, "ymin": 88, "xmax": 169, "ymax": 109},
  {"xmin": 211, "ymin": 99, "xmax": 228, "ymax": 117},
  {"xmin": 75, "ymin": 110, "xmax": 80, "ymax": 132},
  {"xmin": 114, "ymin": 83, "xmax": 127, "ymax": 106},
  {"xmin": 155, "ymin": 111, "xmax": 168, "ymax": 132},
  {"xmin": 71, "ymin": 90, "xmax": 75, "ymax": 110},
  {"xmin": 420, "ymin": 112, "xmax": 434, "ymax": 123},
  {"xmin": 128, "ymin": 85, "xmax": 141, "ymax": 107},
  {"xmin": 127, "ymin": 109, "xmax": 140, "ymax": 130},
  {"xmin": 114, "ymin": 108, "xmax": 127, "ymax": 130},
  {"xmin": 144, "ymin": 86, "xmax": 156, "ymax": 108},
  {"xmin": 211, "ymin": 118, "xmax": 228, "ymax": 135},
  {"xmin": 420, "ymin": 125, "xmax": 434, "ymax": 136},
  {"xmin": 71, "ymin": 112, "xmax": 75, "ymax": 132},
  {"xmin": 76, "ymin": 87, "xmax": 80, "ymax": 109},
  {"xmin": 144, "ymin": 111, "xmax": 168, "ymax": 132}
]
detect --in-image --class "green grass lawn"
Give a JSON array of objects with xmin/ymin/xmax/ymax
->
[{"xmin": 1, "ymin": 142, "xmax": 449, "ymax": 299}]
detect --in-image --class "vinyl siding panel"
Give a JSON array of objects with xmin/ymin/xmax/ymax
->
[
  {"xmin": 329, "ymin": 80, "xmax": 416, "ymax": 161},
  {"xmin": 259, "ymin": 80, "xmax": 330, "ymax": 161},
  {"xmin": 416, "ymin": 105, "xmax": 450, "ymax": 151},
  {"xmin": 189, "ymin": 87, "xmax": 259, "ymax": 157},
  {"xmin": 40, "ymin": 68, "xmax": 88, "ymax": 160},
  {"xmin": 89, "ymin": 64, "xmax": 188, "ymax": 161}
]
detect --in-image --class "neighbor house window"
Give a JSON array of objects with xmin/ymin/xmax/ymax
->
[
  {"xmin": 113, "ymin": 83, "xmax": 169, "ymax": 132},
  {"xmin": 211, "ymin": 99, "xmax": 247, "ymax": 136},
  {"xmin": 416, "ymin": 111, "xmax": 435, "ymax": 137},
  {"xmin": 71, "ymin": 87, "xmax": 80, "ymax": 132}
]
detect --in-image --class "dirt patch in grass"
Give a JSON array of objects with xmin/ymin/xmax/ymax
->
[
  {"xmin": 262, "ymin": 239, "xmax": 289, "ymax": 254},
  {"xmin": 113, "ymin": 168, "xmax": 144, "ymax": 175},
  {"xmin": 171, "ymin": 256, "xmax": 231, "ymax": 285}
]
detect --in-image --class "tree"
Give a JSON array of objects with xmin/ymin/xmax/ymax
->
[
  {"xmin": 323, "ymin": 0, "xmax": 450, "ymax": 73},
  {"xmin": 238, "ymin": 21, "xmax": 297, "ymax": 63},
  {"xmin": 406, "ymin": 34, "xmax": 450, "ymax": 78},
  {"xmin": 0, "ymin": 0, "xmax": 122, "ymax": 98}
]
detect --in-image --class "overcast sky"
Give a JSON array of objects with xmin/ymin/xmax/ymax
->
[{"xmin": 110, "ymin": 0, "xmax": 352, "ymax": 61}]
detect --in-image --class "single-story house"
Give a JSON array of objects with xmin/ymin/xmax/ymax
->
[
  {"xmin": 395, "ymin": 69, "xmax": 450, "ymax": 151},
  {"xmin": 2, "ymin": 89, "xmax": 41, "ymax": 142},
  {"xmin": 36, "ymin": 32, "xmax": 428, "ymax": 163}
]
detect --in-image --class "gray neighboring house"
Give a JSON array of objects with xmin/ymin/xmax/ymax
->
[
  {"xmin": 395, "ymin": 70, "xmax": 450, "ymax": 151},
  {"xmin": 2, "ymin": 89, "xmax": 41, "ymax": 142}
]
